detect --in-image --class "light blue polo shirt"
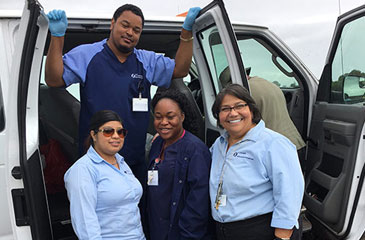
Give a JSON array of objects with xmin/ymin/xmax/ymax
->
[
  {"xmin": 209, "ymin": 120, "xmax": 304, "ymax": 229},
  {"xmin": 64, "ymin": 146, "xmax": 145, "ymax": 239}
]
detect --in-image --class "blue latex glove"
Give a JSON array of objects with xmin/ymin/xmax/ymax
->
[
  {"xmin": 47, "ymin": 9, "xmax": 68, "ymax": 37},
  {"xmin": 182, "ymin": 7, "xmax": 201, "ymax": 31}
]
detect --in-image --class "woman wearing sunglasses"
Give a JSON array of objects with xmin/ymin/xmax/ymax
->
[
  {"xmin": 64, "ymin": 110, "xmax": 145, "ymax": 240},
  {"xmin": 210, "ymin": 84, "xmax": 304, "ymax": 240},
  {"xmin": 146, "ymin": 89, "xmax": 213, "ymax": 240}
]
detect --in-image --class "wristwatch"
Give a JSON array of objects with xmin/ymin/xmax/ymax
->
[{"xmin": 274, "ymin": 237, "xmax": 290, "ymax": 240}]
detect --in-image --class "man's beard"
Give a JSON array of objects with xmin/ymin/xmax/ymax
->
[{"xmin": 116, "ymin": 44, "xmax": 133, "ymax": 54}]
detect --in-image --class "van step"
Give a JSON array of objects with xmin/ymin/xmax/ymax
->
[{"xmin": 302, "ymin": 214, "xmax": 312, "ymax": 233}]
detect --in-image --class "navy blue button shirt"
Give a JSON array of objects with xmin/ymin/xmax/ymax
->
[{"xmin": 147, "ymin": 131, "xmax": 213, "ymax": 240}]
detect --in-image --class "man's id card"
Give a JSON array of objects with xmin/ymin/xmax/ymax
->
[{"xmin": 132, "ymin": 98, "xmax": 148, "ymax": 112}]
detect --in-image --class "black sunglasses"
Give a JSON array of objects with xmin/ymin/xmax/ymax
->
[{"xmin": 96, "ymin": 127, "xmax": 128, "ymax": 138}]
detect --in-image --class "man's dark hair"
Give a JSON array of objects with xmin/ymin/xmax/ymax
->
[
  {"xmin": 212, "ymin": 84, "xmax": 262, "ymax": 128},
  {"xmin": 151, "ymin": 89, "xmax": 199, "ymax": 136},
  {"xmin": 113, "ymin": 4, "xmax": 145, "ymax": 27}
]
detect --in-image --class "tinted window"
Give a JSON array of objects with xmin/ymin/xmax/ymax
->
[
  {"xmin": 40, "ymin": 56, "xmax": 80, "ymax": 101},
  {"xmin": 237, "ymin": 37, "xmax": 299, "ymax": 89},
  {"xmin": 199, "ymin": 26, "xmax": 230, "ymax": 94},
  {"xmin": 331, "ymin": 16, "xmax": 365, "ymax": 104}
]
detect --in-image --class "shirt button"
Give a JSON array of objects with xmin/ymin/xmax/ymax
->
[
  {"xmin": 169, "ymin": 224, "xmax": 172, "ymax": 228},
  {"xmin": 179, "ymin": 180, "xmax": 182, "ymax": 184},
  {"xmin": 172, "ymin": 202, "xmax": 176, "ymax": 206},
  {"xmin": 184, "ymin": 157, "xmax": 188, "ymax": 161}
]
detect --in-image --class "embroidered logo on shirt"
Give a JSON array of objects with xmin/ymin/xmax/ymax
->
[
  {"xmin": 233, "ymin": 152, "xmax": 254, "ymax": 160},
  {"xmin": 131, "ymin": 73, "xmax": 143, "ymax": 79}
]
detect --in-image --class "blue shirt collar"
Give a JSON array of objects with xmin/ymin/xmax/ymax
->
[
  {"xmin": 219, "ymin": 120, "xmax": 266, "ymax": 144},
  {"xmin": 86, "ymin": 145, "xmax": 124, "ymax": 164}
]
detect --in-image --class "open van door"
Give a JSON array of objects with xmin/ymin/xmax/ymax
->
[
  {"xmin": 192, "ymin": 0, "xmax": 247, "ymax": 146},
  {"xmin": 304, "ymin": 5, "xmax": 365, "ymax": 240},
  {"xmin": 2, "ymin": 0, "xmax": 51, "ymax": 239}
]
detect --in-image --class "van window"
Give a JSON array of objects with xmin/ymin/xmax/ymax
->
[
  {"xmin": 331, "ymin": 16, "xmax": 365, "ymax": 104},
  {"xmin": 40, "ymin": 56, "xmax": 80, "ymax": 101},
  {"xmin": 0, "ymin": 79, "xmax": 4, "ymax": 132},
  {"xmin": 199, "ymin": 26, "xmax": 229, "ymax": 94},
  {"xmin": 237, "ymin": 37, "xmax": 299, "ymax": 89}
]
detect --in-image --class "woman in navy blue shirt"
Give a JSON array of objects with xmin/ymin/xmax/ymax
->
[{"xmin": 146, "ymin": 89, "xmax": 213, "ymax": 240}]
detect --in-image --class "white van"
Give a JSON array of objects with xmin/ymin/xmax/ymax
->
[{"xmin": 0, "ymin": 0, "xmax": 364, "ymax": 239}]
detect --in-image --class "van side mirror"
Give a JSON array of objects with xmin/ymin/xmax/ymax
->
[{"xmin": 343, "ymin": 75, "xmax": 365, "ymax": 103}]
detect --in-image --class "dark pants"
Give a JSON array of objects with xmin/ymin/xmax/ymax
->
[
  {"xmin": 216, "ymin": 213, "xmax": 275, "ymax": 240},
  {"xmin": 129, "ymin": 161, "xmax": 148, "ymax": 234},
  {"xmin": 216, "ymin": 213, "xmax": 302, "ymax": 240}
]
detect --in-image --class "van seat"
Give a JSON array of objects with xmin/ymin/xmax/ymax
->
[{"xmin": 39, "ymin": 84, "xmax": 80, "ymax": 163}]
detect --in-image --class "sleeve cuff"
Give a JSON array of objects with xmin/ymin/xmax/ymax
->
[{"xmin": 271, "ymin": 218, "xmax": 298, "ymax": 229}]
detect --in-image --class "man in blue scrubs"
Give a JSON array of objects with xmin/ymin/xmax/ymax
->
[{"xmin": 45, "ymin": 5, "xmax": 200, "ymax": 184}]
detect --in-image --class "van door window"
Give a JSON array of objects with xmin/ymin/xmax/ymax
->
[
  {"xmin": 331, "ymin": 16, "xmax": 365, "ymax": 104},
  {"xmin": 40, "ymin": 56, "xmax": 80, "ymax": 101},
  {"xmin": 199, "ymin": 26, "xmax": 230, "ymax": 94},
  {"xmin": 236, "ymin": 37, "xmax": 300, "ymax": 89}
]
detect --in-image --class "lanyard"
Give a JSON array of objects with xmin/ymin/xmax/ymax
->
[
  {"xmin": 215, "ymin": 157, "xmax": 228, "ymax": 210},
  {"xmin": 215, "ymin": 141, "xmax": 231, "ymax": 210},
  {"xmin": 152, "ymin": 129, "xmax": 186, "ymax": 170}
]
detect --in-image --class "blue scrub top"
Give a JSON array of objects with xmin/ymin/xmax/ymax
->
[{"xmin": 62, "ymin": 39, "xmax": 175, "ymax": 166}]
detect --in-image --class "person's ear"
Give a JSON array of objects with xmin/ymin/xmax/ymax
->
[
  {"xmin": 91, "ymin": 130, "xmax": 97, "ymax": 142},
  {"xmin": 181, "ymin": 112, "xmax": 185, "ymax": 122},
  {"xmin": 110, "ymin": 18, "xmax": 115, "ymax": 31}
]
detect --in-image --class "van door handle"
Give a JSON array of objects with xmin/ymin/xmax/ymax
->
[{"xmin": 11, "ymin": 189, "xmax": 30, "ymax": 226}]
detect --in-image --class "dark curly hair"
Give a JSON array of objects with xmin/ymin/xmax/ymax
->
[
  {"xmin": 113, "ymin": 4, "xmax": 144, "ymax": 27},
  {"xmin": 212, "ymin": 84, "xmax": 261, "ymax": 128},
  {"xmin": 151, "ymin": 89, "xmax": 199, "ymax": 135}
]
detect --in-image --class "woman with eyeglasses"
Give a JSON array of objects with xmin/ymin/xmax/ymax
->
[
  {"xmin": 146, "ymin": 89, "xmax": 213, "ymax": 240},
  {"xmin": 64, "ymin": 110, "xmax": 145, "ymax": 240},
  {"xmin": 210, "ymin": 84, "xmax": 304, "ymax": 240}
]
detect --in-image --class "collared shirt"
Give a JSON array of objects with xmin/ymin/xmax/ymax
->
[
  {"xmin": 64, "ymin": 146, "xmax": 145, "ymax": 240},
  {"xmin": 209, "ymin": 120, "xmax": 304, "ymax": 229},
  {"xmin": 62, "ymin": 39, "xmax": 175, "ymax": 165}
]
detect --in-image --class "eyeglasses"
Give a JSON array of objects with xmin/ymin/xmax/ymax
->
[
  {"xmin": 96, "ymin": 128, "xmax": 128, "ymax": 138},
  {"xmin": 220, "ymin": 103, "xmax": 248, "ymax": 113}
]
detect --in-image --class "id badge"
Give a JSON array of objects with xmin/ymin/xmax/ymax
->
[
  {"xmin": 132, "ymin": 98, "xmax": 148, "ymax": 112},
  {"xmin": 219, "ymin": 194, "xmax": 227, "ymax": 207},
  {"xmin": 147, "ymin": 170, "xmax": 158, "ymax": 186}
]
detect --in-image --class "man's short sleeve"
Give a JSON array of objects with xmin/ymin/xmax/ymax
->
[
  {"xmin": 135, "ymin": 49, "xmax": 175, "ymax": 88},
  {"xmin": 62, "ymin": 39, "xmax": 106, "ymax": 87}
]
